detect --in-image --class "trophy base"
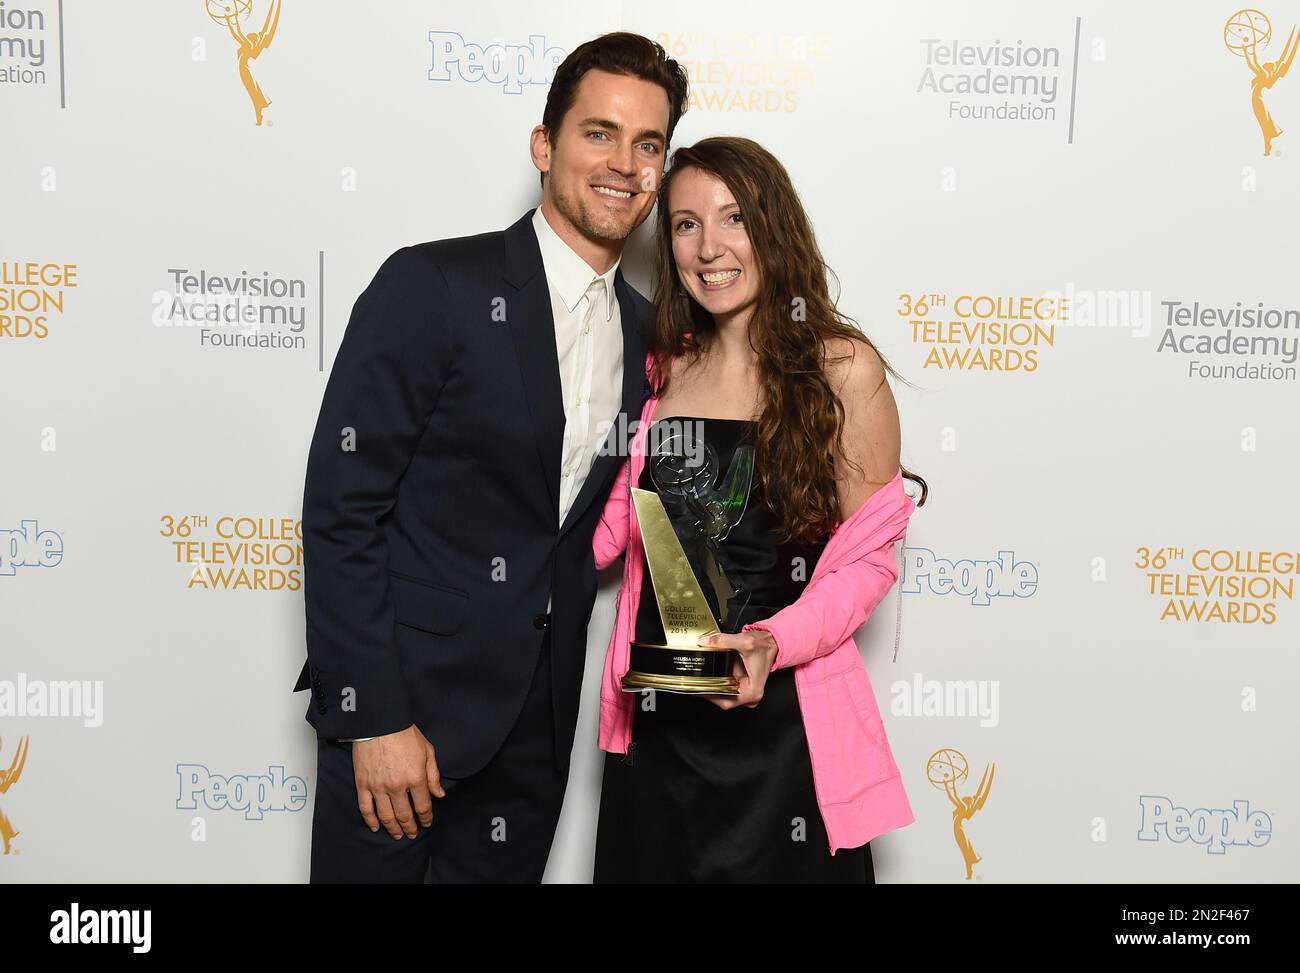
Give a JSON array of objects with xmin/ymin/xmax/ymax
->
[
  {"xmin": 621, "ymin": 670, "xmax": 740, "ymax": 694},
  {"xmin": 620, "ymin": 640, "xmax": 740, "ymax": 695}
]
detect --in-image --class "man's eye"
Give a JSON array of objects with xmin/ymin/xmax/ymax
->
[
  {"xmin": 588, "ymin": 131, "xmax": 608, "ymax": 140},
  {"xmin": 639, "ymin": 143, "xmax": 660, "ymax": 154}
]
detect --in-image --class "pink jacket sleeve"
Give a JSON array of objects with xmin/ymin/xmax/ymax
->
[
  {"xmin": 593, "ymin": 458, "xmax": 632, "ymax": 571},
  {"xmin": 741, "ymin": 485, "xmax": 913, "ymax": 671}
]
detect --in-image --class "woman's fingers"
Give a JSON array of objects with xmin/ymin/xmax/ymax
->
[{"xmin": 695, "ymin": 632, "xmax": 774, "ymax": 709}]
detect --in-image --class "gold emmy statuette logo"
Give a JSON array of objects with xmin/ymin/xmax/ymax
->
[
  {"xmin": 928, "ymin": 747, "xmax": 995, "ymax": 880},
  {"xmin": 1225, "ymin": 8, "xmax": 1299, "ymax": 155},
  {"xmin": 0, "ymin": 735, "xmax": 30, "ymax": 855},
  {"xmin": 205, "ymin": 0, "xmax": 282, "ymax": 126}
]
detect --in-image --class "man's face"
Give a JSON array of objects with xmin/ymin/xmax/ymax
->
[{"xmin": 533, "ymin": 69, "xmax": 671, "ymax": 243}]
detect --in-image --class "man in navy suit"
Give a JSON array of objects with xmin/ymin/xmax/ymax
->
[{"xmin": 295, "ymin": 33, "xmax": 689, "ymax": 883}]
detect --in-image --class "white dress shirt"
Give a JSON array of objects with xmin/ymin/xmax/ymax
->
[
  {"xmin": 531, "ymin": 205, "xmax": 625, "ymax": 533},
  {"xmin": 339, "ymin": 208, "xmax": 625, "ymax": 743}
]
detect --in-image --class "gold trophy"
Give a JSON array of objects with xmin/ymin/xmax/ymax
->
[{"xmin": 622, "ymin": 425, "xmax": 754, "ymax": 695}]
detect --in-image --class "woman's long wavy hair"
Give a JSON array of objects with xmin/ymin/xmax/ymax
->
[{"xmin": 648, "ymin": 137, "xmax": 928, "ymax": 545}]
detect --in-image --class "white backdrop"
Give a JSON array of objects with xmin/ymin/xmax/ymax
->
[{"xmin": 2, "ymin": 0, "xmax": 1296, "ymax": 882}]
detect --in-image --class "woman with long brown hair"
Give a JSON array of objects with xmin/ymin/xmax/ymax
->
[{"xmin": 590, "ymin": 136, "xmax": 927, "ymax": 883}]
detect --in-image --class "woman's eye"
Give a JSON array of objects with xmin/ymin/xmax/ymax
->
[
  {"xmin": 675, "ymin": 220, "xmax": 695, "ymax": 232},
  {"xmin": 729, "ymin": 212, "xmax": 744, "ymax": 224}
]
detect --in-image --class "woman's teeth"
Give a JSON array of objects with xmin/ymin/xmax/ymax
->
[{"xmin": 700, "ymin": 270, "xmax": 741, "ymax": 285}]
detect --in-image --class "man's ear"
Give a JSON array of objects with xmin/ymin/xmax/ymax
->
[{"xmin": 529, "ymin": 124, "xmax": 551, "ymax": 178}]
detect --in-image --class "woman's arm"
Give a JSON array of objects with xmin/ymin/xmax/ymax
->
[
  {"xmin": 593, "ymin": 458, "xmax": 632, "ymax": 570},
  {"xmin": 743, "ymin": 517, "xmax": 908, "ymax": 671},
  {"xmin": 741, "ymin": 338, "xmax": 911, "ymax": 671},
  {"xmin": 829, "ymin": 337, "xmax": 902, "ymax": 522}
]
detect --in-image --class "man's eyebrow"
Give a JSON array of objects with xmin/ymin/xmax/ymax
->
[{"xmin": 576, "ymin": 117, "xmax": 666, "ymax": 143}]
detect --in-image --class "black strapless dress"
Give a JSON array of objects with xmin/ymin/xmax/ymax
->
[{"xmin": 593, "ymin": 416, "xmax": 875, "ymax": 883}]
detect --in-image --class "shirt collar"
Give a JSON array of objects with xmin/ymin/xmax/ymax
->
[{"xmin": 531, "ymin": 206, "xmax": 620, "ymax": 322}]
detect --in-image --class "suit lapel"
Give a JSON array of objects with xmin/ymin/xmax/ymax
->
[{"xmin": 503, "ymin": 209, "xmax": 564, "ymax": 526}]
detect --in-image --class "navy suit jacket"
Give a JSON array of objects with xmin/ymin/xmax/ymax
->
[{"xmin": 295, "ymin": 208, "xmax": 650, "ymax": 779}]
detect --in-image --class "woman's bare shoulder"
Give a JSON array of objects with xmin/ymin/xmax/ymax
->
[{"xmin": 822, "ymin": 334, "xmax": 885, "ymax": 396}]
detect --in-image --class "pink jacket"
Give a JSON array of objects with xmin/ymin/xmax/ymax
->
[{"xmin": 593, "ymin": 354, "xmax": 919, "ymax": 855}]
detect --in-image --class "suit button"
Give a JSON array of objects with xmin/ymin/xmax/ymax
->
[
  {"xmin": 533, "ymin": 612, "xmax": 550, "ymax": 629},
  {"xmin": 311, "ymin": 670, "xmax": 327, "ymax": 714}
]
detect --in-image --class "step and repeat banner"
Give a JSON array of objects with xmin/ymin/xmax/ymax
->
[{"xmin": 2, "ymin": 0, "xmax": 1295, "ymax": 882}]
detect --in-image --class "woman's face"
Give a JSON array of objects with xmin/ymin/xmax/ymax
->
[{"xmin": 667, "ymin": 166, "xmax": 759, "ymax": 322}]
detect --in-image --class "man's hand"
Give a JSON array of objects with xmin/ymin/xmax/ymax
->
[
  {"xmin": 351, "ymin": 724, "xmax": 445, "ymax": 839},
  {"xmin": 699, "ymin": 630, "xmax": 779, "ymax": 710}
]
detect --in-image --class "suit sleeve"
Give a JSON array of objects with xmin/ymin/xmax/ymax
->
[
  {"xmin": 300, "ymin": 247, "xmax": 453, "ymax": 739},
  {"xmin": 742, "ymin": 520, "xmax": 908, "ymax": 672}
]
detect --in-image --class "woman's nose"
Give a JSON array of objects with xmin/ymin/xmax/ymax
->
[{"xmin": 698, "ymin": 234, "xmax": 724, "ymax": 262}]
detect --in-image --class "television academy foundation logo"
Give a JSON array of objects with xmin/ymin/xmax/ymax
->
[
  {"xmin": 152, "ymin": 264, "xmax": 313, "ymax": 353},
  {"xmin": 0, "ymin": 0, "xmax": 60, "ymax": 97},
  {"xmin": 914, "ymin": 19, "xmax": 1082, "ymax": 138},
  {"xmin": 1154, "ymin": 298, "xmax": 1298, "ymax": 383}
]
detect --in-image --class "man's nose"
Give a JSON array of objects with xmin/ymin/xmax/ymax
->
[{"xmin": 608, "ymin": 139, "xmax": 637, "ymax": 176}]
